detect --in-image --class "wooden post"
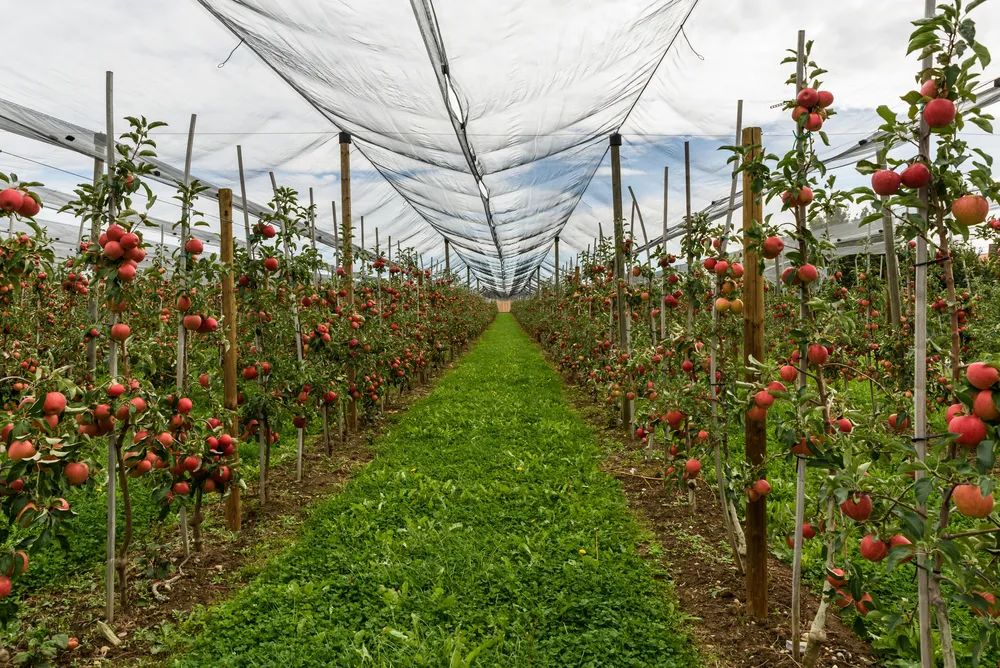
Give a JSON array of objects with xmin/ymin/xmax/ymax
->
[
  {"xmin": 610, "ymin": 133, "xmax": 631, "ymax": 427},
  {"xmin": 684, "ymin": 141, "xmax": 693, "ymax": 335},
  {"xmin": 914, "ymin": 2, "xmax": 934, "ymax": 664},
  {"xmin": 790, "ymin": 31, "xmax": 807, "ymax": 661},
  {"xmin": 742, "ymin": 126, "xmax": 767, "ymax": 619},
  {"xmin": 661, "ymin": 166, "xmax": 668, "ymax": 340},
  {"xmin": 340, "ymin": 132, "xmax": 358, "ymax": 432},
  {"xmin": 220, "ymin": 189, "xmax": 241, "ymax": 531},
  {"xmin": 554, "ymin": 236, "xmax": 560, "ymax": 292},
  {"xmin": 331, "ymin": 201, "xmax": 340, "ymax": 266},
  {"xmin": 104, "ymin": 69, "xmax": 117, "ymax": 625},
  {"xmin": 444, "ymin": 237, "xmax": 451, "ymax": 274}
]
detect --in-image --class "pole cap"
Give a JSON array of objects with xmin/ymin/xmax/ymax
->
[
  {"xmin": 610, "ymin": 133, "xmax": 622, "ymax": 147},
  {"xmin": 339, "ymin": 131, "xmax": 352, "ymax": 144}
]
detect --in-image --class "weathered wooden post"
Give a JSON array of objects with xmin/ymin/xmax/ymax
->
[
  {"xmin": 340, "ymin": 132, "xmax": 358, "ymax": 432},
  {"xmin": 610, "ymin": 133, "xmax": 631, "ymax": 427},
  {"xmin": 742, "ymin": 125, "xmax": 767, "ymax": 620},
  {"xmin": 220, "ymin": 189, "xmax": 241, "ymax": 531}
]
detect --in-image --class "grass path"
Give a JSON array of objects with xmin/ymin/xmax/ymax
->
[{"xmin": 173, "ymin": 314, "xmax": 697, "ymax": 667}]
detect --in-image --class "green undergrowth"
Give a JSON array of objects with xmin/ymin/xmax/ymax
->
[{"xmin": 171, "ymin": 314, "xmax": 698, "ymax": 667}]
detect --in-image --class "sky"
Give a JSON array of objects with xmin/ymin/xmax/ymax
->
[{"xmin": 1, "ymin": 0, "xmax": 998, "ymax": 293}]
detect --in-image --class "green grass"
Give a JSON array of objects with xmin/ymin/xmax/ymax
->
[{"xmin": 170, "ymin": 314, "xmax": 697, "ymax": 667}]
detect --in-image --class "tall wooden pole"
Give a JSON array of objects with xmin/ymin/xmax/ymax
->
[
  {"xmin": 220, "ymin": 189, "xmax": 241, "ymax": 531},
  {"xmin": 444, "ymin": 237, "xmax": 451, "ymax": 274},
  {"xmin": 790, "ymin": 30, "xmax": 808, "ymax": 660},
  {"xmin": 742, "ymin": 126, "xmax": 767, "ymax": 619},
  {"xmin": 610, "ymin": 133, "xmax": 631, "ymax": 426},
  {"xmin": 104, "ymin": 70, "xmax": 117, "ymax": 625},
  {"xmin": 684, "ymin": 142, "xmax": 693, "ymax": 335},
  {"xmin": 914, "ymin": 1, "xmax": 935, "ymax": 664},
  {"xmin": 554, "ymin": 236, "xmax": 560, "ymax": 292},
  {"xmin": 661, "ymin": 166, "xmax": 668, "ymax": 340},
  {"xmin": 340, "ymin": 132, "xmax": 357, "ymax": 432}
]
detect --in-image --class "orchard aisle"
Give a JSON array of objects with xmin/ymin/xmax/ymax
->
[{"xmin": 174, "ymin": 314, "xmax": 697, "ymax": 667}]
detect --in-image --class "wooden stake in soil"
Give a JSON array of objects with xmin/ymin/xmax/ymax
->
[
  {"xmin": 741, "ymin": 126, "xmax": 767, "ymax": 620},
  {"xmin": 220, "ymin": 189, "xmax": 241, "ymax": 531},
  {"xmin": 913, "ymin": 2, "xmax": 935, "ymax": 664},
  {"xmin": 340, "ymin": 132, "xmax": 358, "ymax": 432},
  {"xmin": 104, "ymin": 69, "xmax": 117, "ymax": 625},
  {"xmin": 554, "ymin": 235, "xmax": 560, "ymax": 293},
  {"xmin": 610, "ymin": 133, "xmax": 631, "ymax": 427}
]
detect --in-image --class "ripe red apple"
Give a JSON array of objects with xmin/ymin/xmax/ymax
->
[
  {"xmin": 177, "ymin": 397, "xmax": 193, "ymax": 414},
  {"xmin": 807, "ymin": 344, "xmax": 829, "ymax": 366},
  {"xmin": 859, "ymin": 534, "xmax": 888, "ymax": 562},
  {"xmin": 0, "ymin": 575, "xmax": 11, "ymax": 598},
  {"xmin": 923, "ymin": 97, "xmax": 956, "ymax": 128},
  {"xmin": 172, "ymin": 481, "xmax": 190, "ymax": 495},
  {"xmin": 887, "ymin": 413, "xmax": 910, "ymax": 433},
  {"xmin": 796, "ymin": 264, "xmax": 819, "ymax": 284},
  {"xmin": 796, "ymin": 87, "xmax": 819, "ymax": 108},
  {"xmin": 967, "ymin": 362, "xmax": 999, "ymax": 390},
  {"xmin": 65, "ymin": 461, "xmax": 90, "ymax": 486},
  {"xmin": 117, "ymin": 262, "xmax": 137, "ymax": 282},
  {"xmin": 952, "ymin": 194, "xmax": 989, "ymax": 226},
  {"xmin": 920, "ymin": 78, "xmax": 938, "ymax": 98},
  {"xmin": 840, "ymin": 493, "xmax": 873, "ymax": 522},
  {"xmin": 198, "ymin": 373, "xmax": 210, "ymax": 388},
  {"xmin": 855, "ymin": 592, "xmax": 874, "ymax": 616},
  {"xmin": 949, "ymin": 414, "xmax": 987, "ymax": 448},
  {"xmin": 953, "ymin": 484, "xmax": 994, "ymax": 518},
  {"xmin": 17, "ymin": 195, "xmax": 40, "ymax": 217},
  {"xmin": 264, "ymin": 257, "xmax": 280, "ymax": 272},
  {"xmin": 972, "ymin": 592, "xmax": 1000, "ymax": 618},
  {"xmin": 804, "ymin": 113, "xmax": 823, "ymax": 132},
  {"xmin": 183, "ymin": 455, "xmax": 201, "ymax": 472},
  {"xmin": 182, "ymin": 314, "xmax": 203, "ymax": 331},
  {"xmin": 42, "ymin": 391, "xmax": 67, "ymax": 416},
  {"xmin": 7, "ymin": 440, "xmax": 36, "ymax": 461},
  {"xmin": 762, "ymin": 236, "xmax": 784, "ymax": 259},
  {"xmin": 110, "ymin": 323, "xmax": 131, "ymax": 342},
  {"xmin": 0, "ymin": 189, "xmax": 24, "ymax": 212},
  {"xmin": 827, "ymin": 568, "xmax": 847, "ymax": 588},
  {"xmin": 836, "ymin": 417, "xmax": 853, "ymax": 433},
  {"xmin": 816, "ymin": 90, "xmax": 834, "ymax": 108},
  {"xmin": 242, "ymin": 366, "xmax": 259, "ymax": 380},
  {"xmin": 972, "ymin": 390, "xmax": 1000, "ymax": 421},
  {"xmin": 184, "ymin": 238, "xmax": 204, "ymax": 255},
  {"xmin": 753, "ymin": 390, "xmax": 775, "ymax": 409},
  {"xmin": 900, "ymin": 163, "xmax": 931, "ymax": 189},
  {"xmin": 871, "ymin": 170, "xmax": 902, "ymax": 196},
  {"xmin": 684, "ymin": 458, "xmax": 701, "ymax": 479},
  {"xmin": 780, "ymin": 365, "xmax": 798, "ymax": 382},
  {"xmin": 752, "ymin": 479, "xmax": 771, "ymax": 497}
]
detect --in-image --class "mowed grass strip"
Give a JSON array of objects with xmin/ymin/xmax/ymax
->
[{"xmin": 173, "ymin": 314, "xmax": 697, "ymax": 667}]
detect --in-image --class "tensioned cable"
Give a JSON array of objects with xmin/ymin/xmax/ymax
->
[{"xmin": 409, "ymin": 0, "xmax": 506, "ymax": 289}]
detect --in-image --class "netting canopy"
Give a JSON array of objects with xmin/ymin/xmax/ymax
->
[
  {"xmin": 197, "ymin": 0, "xmax": 697, "ymax": 295},
  {"xmin": 3, "ymin": 1, "xmax": 1000, "ymax": 296}
]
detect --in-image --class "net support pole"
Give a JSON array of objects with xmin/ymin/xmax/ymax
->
[
  {"xmin": 444, "ymin": 237, "xmax": 450, "ymax": 274},
  {"xmin": 220, "ymin": 188, "xmax": 241, "ymax": 532},
  {"xmin": 554, "ymin": 236, "xmax": 560, "ymax": 293},
  {"xmin": 610, "ymin": 133, "xmax": 631, "ymax": 427},
  {"xmin": 742, "ymin": 126, "xmax": 767, "ymax": 620},
  {"xmin": 914, "ymin": 2, "xmax": 934, "ymax": 664},
  {"xmin": 236, "ymin": 146, "xmax": 253, "ymax": 252},
  {"xmin": 104, "ymin": 69, "xmax": 117, "ymax": 626},
  {"xmin": 340, "ymin": 132, "xmax": 358, "ymax": 432},
  {"xmin": 661, "ymin": 166, "xmax": 668, "ymax": 342}
]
